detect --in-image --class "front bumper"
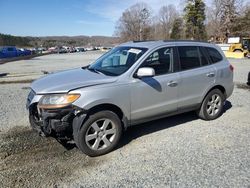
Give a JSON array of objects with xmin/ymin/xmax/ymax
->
[{"xmin": 29, "ymin": 103, "xmax": 74, "ymax": 137}]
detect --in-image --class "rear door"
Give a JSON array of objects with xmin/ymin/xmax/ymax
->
[{"xmin": 177, "ymin": 45, "xmax": 216, "ymax": 109}]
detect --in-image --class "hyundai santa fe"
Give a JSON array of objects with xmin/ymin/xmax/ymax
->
[{"xmin": 27, "ymin": 40, "xmax": 234, "ymax": 156}]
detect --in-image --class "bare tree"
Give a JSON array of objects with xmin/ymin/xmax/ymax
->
[
  {"xmin": 231, "ymin": 5, "xmax": 250, "ymax": 36},
  {"xmin": 206, "ymin": 0, "xmax": 223, "ymax": 40},
  {"xmin": 206, "ymin": 0, "xmax": 243, "ymax": 42},
  {"xmin": 115, "ymin": 3, "xmax": 152, "ymax": 41},
  {"xmin": 157, "ymin": 4, "xmax": 179, "ymax": 39},
  {"xmin": 151, "ymin": 18, "xmax": 162, "ymax": 40}
]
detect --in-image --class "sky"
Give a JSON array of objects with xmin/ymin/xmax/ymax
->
[{"xmin": 0, "ymin": 0, "xmax": 214, "ymax": 37}]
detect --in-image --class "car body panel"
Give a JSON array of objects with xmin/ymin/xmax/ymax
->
[
  {"xmin": 130, "ymin": 72, "xmax": 180, "ymax": 122},
  {"xmin": 31, "ymin": 68, "xmax": 118, "ymax": 94},
  {"xmin": 177, "ymin": 65, "xmax": 216, "ymax": 109},
  {"xmin": 71, "ymin": 82, "xmax": 131, "ymax": 121}
]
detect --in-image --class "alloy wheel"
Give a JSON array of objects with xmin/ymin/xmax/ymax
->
[
  {"xmin": 85, "ymin": 119, "xmax": 116, "ymax": 150},
  {"xmin": 206, "ymin": 94, "xmax": 222, "ymax": 116}
]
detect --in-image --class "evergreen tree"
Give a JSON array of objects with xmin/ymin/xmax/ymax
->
[
  {"xmin": 184, "ymin": 0, "xmax": 207, "ymax": 40},
  {"xmin": 170, "ymin": 18, "xmax": 183, "ymax": 39}
]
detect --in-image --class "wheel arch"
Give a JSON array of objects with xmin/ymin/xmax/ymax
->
[
  {"xmin": 203, "ymin": 85, "xmax": 226, "ymax": 102},
  {"xmin": 197, "ymin": 85, "xmax": 226, "ymax": 120},
  {"xmin": 73, "ymin": 103, "xmax": 128, "ymax": 145},
  {"xmin": 86, "ymin": 103, "xmax": 128, "ymax": 130}
]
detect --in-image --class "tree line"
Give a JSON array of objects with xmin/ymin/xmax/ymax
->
[
  {"xmin": 115, "ymin": 0, "xmax": 250, "ymax": 42},
  {"xmin": 0, "ymin": 33, "xmax": 35, "ymax": 47},
  {"xmin": 0, "ymin": 34, "xmax": 119, "ymax": 48}
]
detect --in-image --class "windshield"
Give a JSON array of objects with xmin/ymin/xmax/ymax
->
[{"xmin": 88, "ymin": 46, "xmax": 147, "ymax": 76}]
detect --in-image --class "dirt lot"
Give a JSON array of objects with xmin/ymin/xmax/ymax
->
[{"xmin": 0, "ymin": 52, "xmax": 250, "ymax": 187}]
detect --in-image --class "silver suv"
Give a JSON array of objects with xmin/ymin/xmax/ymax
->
[{"xmin": 27, "ymin": 41, "xmax": 234, "ymax": 156}]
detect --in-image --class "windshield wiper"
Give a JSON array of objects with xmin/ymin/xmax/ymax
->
[{"xmin": 88, "ymin": 67, "xmax": 104, "ymax": 75}]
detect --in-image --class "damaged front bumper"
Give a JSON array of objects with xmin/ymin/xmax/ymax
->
[{"xmin": 27, "ymin": 91, "xmax": 86, "ymax": 141}]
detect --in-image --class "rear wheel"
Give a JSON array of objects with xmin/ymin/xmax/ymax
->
[
  {"xmin": 197, "ymin": 89, "xmax": 225, "ymax": 120},
  {"xmin": 75, "ymin": 111, "xmax": 122, "ymax": 157}
]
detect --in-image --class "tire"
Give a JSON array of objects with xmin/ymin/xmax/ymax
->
[
  {"xmin": 75, "ymin": 111, "xmax": 122, "ymax": 157},
  {"xmin": 197, "ymin": 89, "xmax": 225, "ymax": 120}
]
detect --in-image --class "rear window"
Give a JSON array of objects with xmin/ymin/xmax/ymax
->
[
  {"xmin": 178, "ymin": 46, "xmax": 200, "ymax": 70},
  {"xmin": 199, "ymin": 47, "xmax": 209, "ymax": 66},
  {"xmin": 205, "ymin": 47, "xmax": 223, "ymax": 63}
]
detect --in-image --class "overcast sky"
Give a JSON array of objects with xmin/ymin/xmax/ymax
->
[{"xmin": 0, "ymin": 0, "xmax": 229, "ymax": 37}]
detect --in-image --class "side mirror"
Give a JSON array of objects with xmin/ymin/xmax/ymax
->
[{"xmin": 136, "ymin": 67, "xmax": 155, "ymax": 78}]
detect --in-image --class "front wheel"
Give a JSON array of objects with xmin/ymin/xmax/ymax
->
[
  {"xmin": 75, "ymin": 111, "xmax": 122, "ymax": 157},
  {"xmin": 197, "ymin": 89, "xmax": 225, "ymax": 120}
]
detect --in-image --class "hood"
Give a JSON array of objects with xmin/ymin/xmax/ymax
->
[{"xmin": 31, "ymin": 68, "xmax": 117, "ymax": 94}]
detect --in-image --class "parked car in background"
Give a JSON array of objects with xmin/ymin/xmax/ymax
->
[
  {"xmin": 58, "ymin": 47, "xmax": 67, "ymax": 54},
  {"xmin": 27, "ymin": 40, "xmax": 234, "ymax": 157},
  {"xmin": 69, "ymin": 47, "xmax": 77, "ymax": 53},
  {"xmin": 76, "ymin": 47, "xmax": 85, "ymax": 52},
  {"xmin": 0, "ymin": 46, "xmax": 20, "ymax": 58},
  {"xmin": 19, "ymin": 48, "xmax": 32, "ymax": 56}
]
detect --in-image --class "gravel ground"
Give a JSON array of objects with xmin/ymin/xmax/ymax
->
[
  {"xmin": 0, "ymin": 53, "xmax": 250, "ymax": 187},
  {"xmin": 229, "ymin": 58, "xmax": 250, "ymax": 84}
]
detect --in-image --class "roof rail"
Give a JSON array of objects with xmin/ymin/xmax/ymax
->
[
  {"xmin": 163, "ymin": 39, "xmax": 210, "ymax": 43},
  {"xmin": 133, "ymin": 40, "xmax": 156, "ymax": 43},
  {"xmin": 130, "ymin": 39, "xmax": 210, "ymax": 43}
]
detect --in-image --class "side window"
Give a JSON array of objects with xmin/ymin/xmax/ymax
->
[
  {"xmin": 205, "ymin": 47, "xmax": 223, "ymax": 63},
  {"xmin": 7, "ymin": 47, "xmax": 14, "ymax": 51},
  {"xmin": 178, "ymin": 46, "xmax": 200, "ymax": 70},
  {"xmin": 142, "ymin": 47, "xmax": 173, "ymax": 75},
  {"xmin": 199, "ymin": 47, "xmax": 209, "ymax": 66}
]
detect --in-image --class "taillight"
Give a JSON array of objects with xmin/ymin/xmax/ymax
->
[{"xmin": 229, "ymin": 64, "xmax": 234, "ymax": 72}]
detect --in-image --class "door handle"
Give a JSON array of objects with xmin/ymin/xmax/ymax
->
[
  {"xmin": 206, "ymin": 72, "xmax": 215, "ymax": 77},
  {"xmin": 167, "ymin": 81, "xmax": 178, "ymax": 87}
]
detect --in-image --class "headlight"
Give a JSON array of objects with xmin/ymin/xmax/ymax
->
[{"xmin": 38, "ymin": 93, "xmax": 80, "ymax": 109}]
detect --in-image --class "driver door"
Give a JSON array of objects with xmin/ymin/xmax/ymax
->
[{"xmin": 130, "ymin": 46, "xmax": 180, "ymax": 124}]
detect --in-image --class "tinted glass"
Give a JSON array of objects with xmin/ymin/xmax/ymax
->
[
  {"xmin": 199, "ymin": 47, "xmax": 209, "ymax": 66},
  {"xmin": 178, "ymin": 46, "xmax": 200, "ymax": 70},
  {"xmin": 7, "ymin": 48, "xmax": 14, "ymax": 51},
  {"xmin": 205, "ymin": 47, "xmax": 223, "ymax": 63},
  {"xmin": 142, "ymin": 47, "xmax": 173, "ymax": 75}
]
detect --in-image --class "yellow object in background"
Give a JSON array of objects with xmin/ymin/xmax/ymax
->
[{"xmin": 224, "ymin": 51, "xmax": 245, "ymax": 59}]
